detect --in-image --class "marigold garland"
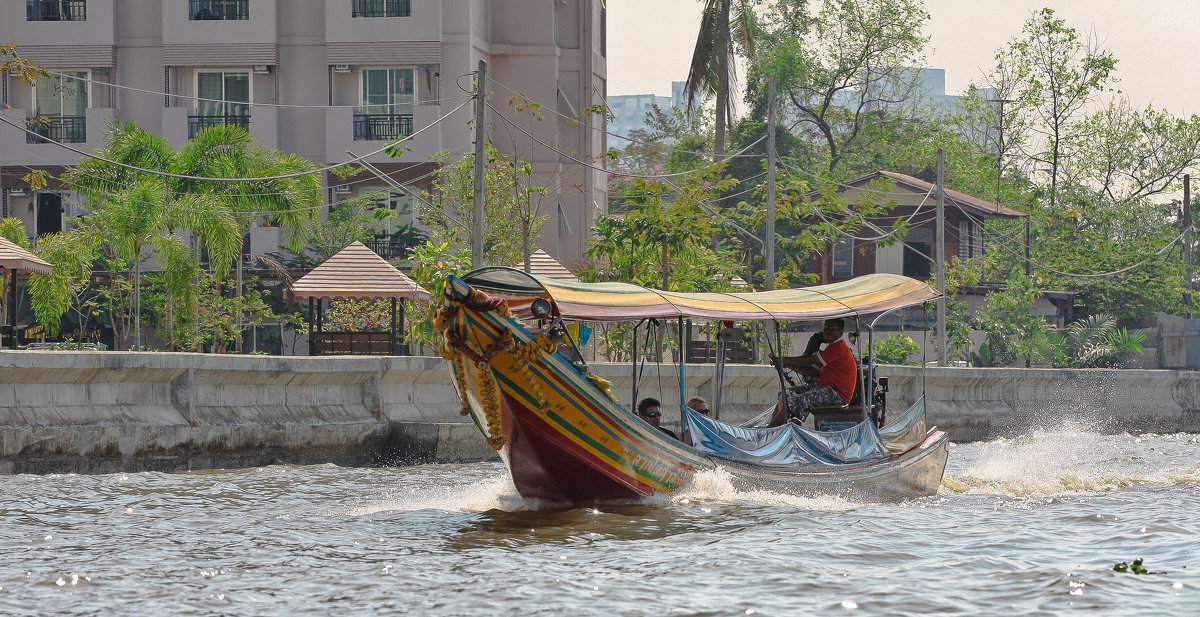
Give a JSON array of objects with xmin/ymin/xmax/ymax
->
[{"xmin": 436, "ymin": 294, "xmax": 517, "ymax": 450}]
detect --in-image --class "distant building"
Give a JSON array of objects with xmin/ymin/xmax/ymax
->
[
  {"xmin": 0, "ymin": 0, "xmax": 608, "ymax": 269},
  {"xmin": 607, "ymin": 80, "xmax": 687, "ymax": 147}
]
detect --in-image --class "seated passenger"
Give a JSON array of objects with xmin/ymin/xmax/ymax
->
[
  {"xmin": 680, "ymin": 396, "xmax": 710, "ymax": 445},
  {"xmin": 767, "ymin": 318, "xmax": 857, "ymax": 427},
  {"xmin": 637, "ymin": 397, "xmax": 677, "ymax": 440}
]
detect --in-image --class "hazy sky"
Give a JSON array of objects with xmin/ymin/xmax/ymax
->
[{"xmin": 607, "ymin": 0, "xmax": 1200, "ymax": 117}]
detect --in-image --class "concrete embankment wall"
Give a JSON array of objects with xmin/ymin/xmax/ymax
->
[{"xmin": 2, "ymin": 352, "xmax": 1198, "ymax": 474}]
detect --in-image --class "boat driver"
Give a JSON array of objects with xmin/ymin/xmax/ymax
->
[{"xmin": 767, "ymin": 318, "xmax": 857, "ymax": 427}]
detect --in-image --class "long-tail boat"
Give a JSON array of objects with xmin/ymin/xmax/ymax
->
[{"xmin": 437, "ymin": 267, "xmax": 948, "ymax": 506}]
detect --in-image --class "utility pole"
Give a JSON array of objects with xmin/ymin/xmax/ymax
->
[
  {"xmin": 936, "ymin": 148, "xmax": 946, "ymax": 367},
  {"xmin": 471, "ymin": 60, "xmax": 487, "ymax": 268},
  {"xmin": 1186, "ymin": 174, "xmax": 1193, "ymax": 318},
  {"xmin": 765, "ymin": 76, "xmax": 776, "ymax": 291}
]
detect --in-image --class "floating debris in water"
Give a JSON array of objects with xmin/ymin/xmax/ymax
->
[{"xmin": 1113, "ymin": 558, "xmax": 1160, "ymax": 574}]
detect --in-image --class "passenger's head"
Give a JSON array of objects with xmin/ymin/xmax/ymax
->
[
  {"xmin": 637, "ymin": 397, "xmax": 663, "ymax": 426},
  {"xmin": 686, "ymin": 397, "xmax": 710, "ymax": 415},
  {"xmin": 822, "ymin": 318, "xmax": 845, "ymax": 340}
]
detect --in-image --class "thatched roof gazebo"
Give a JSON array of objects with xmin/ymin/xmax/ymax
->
[
  {"xmin": 290, "ymin": 241, "xmax": 430, "ymax": 355},
  {"xmin": 515, "ymin": 248, "xmax": 579, "ymax": 282},
  {"xmin": 0, "ymin": 237, "xmax": 53, "ymax": 350}
]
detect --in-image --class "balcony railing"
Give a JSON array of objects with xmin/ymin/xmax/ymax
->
[
  {"xmin": 351, "ymin": 0, "xmax": 410, "ymax": 17},
  {"xmin": 353, "ymin": 113, "xmax": 413, "ymax": 141},
  {"xmin": 188, "ymin": 114, "xmax": 250, "ymax": 138},
  {"xmin": 26, "ymin": 115, "xmax": 86, "ymax": 144},
  {"xmin": 26, "ymin": 0, "xmax": 86, "ymax": 21},
  {"xmin": 189, "ymin": 0, "xmax": 248, "ymax": 20}
]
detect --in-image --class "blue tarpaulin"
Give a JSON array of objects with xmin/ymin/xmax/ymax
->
[{"xmin": 682, "ymin": 408, "xmax": 891, "ymax": 470}]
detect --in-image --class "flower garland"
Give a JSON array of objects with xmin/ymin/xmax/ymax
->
[{"xmin": 435, "ymin": 294, "xmax": 519, "ymax": 450}]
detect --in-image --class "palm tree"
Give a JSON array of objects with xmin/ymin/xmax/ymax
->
[
  {"xmin": 684, "ymin": 0, "xmax": 756, "ymax": 159},
  {"xmin": 175, "ymin": 125, "xmax": 322, "ymax": 351},
  {"xmin": 60, "ymin": 121, "xmax": 314, "ymax": 351}
]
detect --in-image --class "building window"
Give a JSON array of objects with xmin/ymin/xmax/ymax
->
[
  {"xmin": 189, "ymin": 0, "xmax": 249, "ymax": 20},
  {"xmin": 352, "ymin": 0, "xmax": 410, "ymax": 18},
  {"xmin": 191, "ymin": 71, "xmax": 249, "ymax": 138},
  {"xmin": 355, "ymin": 68, "xmax": 414, "ymax": 140},
  {"xmin": 958, "ymin": 218, "xmax": 984, "ymax": 259},
  {"xmin": 360, "ymin": 191, "xmax": 417, "ymax": 259},
  {"xmin": 28, "ymin": 71, "xmax": 88, "ymax": 144},
  {"xmin": 832, "ymin": 238, "xmax": 853, "ymax": 278},
  {"xmin": 26, "ymin": 0, "xmax": 86, "ymax": 21}
]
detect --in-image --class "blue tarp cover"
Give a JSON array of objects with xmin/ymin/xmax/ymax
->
[{"xmin": 682, "ymin": 408, "xmax": 892, "ymax": 470}]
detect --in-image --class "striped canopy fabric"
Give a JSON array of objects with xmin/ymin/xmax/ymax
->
[
  {"xmin": 0, "ymin": 236, "xmax": 53, "ymax": 275},
  {"xmin": 460, "ymin": 268, "xmax": 939, "ymax": 322},
  {"xmin": 291, "ymin": 241, "xmax": 430, "ymax": 301}
]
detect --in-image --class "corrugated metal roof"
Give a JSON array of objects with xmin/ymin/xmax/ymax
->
[
  {"xmin": 873, "ymin": 171, "xmax": 1028, "ymax": 219},
  {"xmin": 514, "ymin": 249, "xmax": 579, "ymax": 282},
  {"xmin": 291, "ymin": 241, "xmax": 430, "ymax": 301},
  {"xmin": 0, "ymin": 237, "xmax": 53, "ymax": 275}
]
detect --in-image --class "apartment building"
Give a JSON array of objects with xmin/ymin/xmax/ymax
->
[{"xmin": 0, "ymin": 0, "xmax": 608, "ymax": 268}]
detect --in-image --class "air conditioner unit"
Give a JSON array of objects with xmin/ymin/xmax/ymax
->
[
  {"xmin": 8, "ymin": 188, "xmax": 26, "ymax": 197},
  {"xmin": 333, "ymin": 185, "xmax": 351, "ymax": 195},
  {"xmin": 332, "ymin": 64, "xmax": 351, "ymax": 73},
  {"xmin": 253, "ymin": 65, "xmax": 271, "ymax": 74}
]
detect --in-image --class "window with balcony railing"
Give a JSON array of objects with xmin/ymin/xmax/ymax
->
[
  {"xmin": 191, "ymin": 71, "xmax": 250, "ymax": 138},
  {"xmin": 26, "ymin": 116, "xmax": 86, "ymax": 144},
  {"xmin": 357, "ymin": 68, "xmax": 414, "ymax": 140},
  {"xmin": 189, "ymin": 0, "xmax": 248, "ymax": 20},
  {"xmin": 27, "ymin": 0, "xmax": 86, "ymax": 21},
  {"xmin": 29, "ymin": 71, "xmax": 87, "ymax": 143},
  {"xmin": 353, "ymin": 113, "xmax": 412, "ymax": 140},
  {"xmin": 352, "ymin": 0, "xmax": 409, "ymax": 17},
  {"xmin": 188, "ymin": 114, "xmax": 250, "ymax": 138}
]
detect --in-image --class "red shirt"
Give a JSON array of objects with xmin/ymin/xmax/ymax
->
[{"xmin": 816, "ymin": 336, "xmax": 857, "ymax": 403}]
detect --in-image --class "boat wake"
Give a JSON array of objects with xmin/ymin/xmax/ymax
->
[
  {"xmin": 941, "ymin": 428, "xmax": 1200, "ymax": 498},
  {"xmin": 341, "ymin": 472, "xmax": 528, "ymax": 515},
  {"xmin": 662, "ymin": 467, "xmax": 861, "ymax": 511}
]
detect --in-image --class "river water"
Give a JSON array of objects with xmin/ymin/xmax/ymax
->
[{"xmin": 2, "ymin": 428, "xmax": 1197, "ymax": 616}]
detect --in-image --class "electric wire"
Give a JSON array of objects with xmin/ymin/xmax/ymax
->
[
  {"xmin": 30, "ymin": 67, "xmax": 476, "ymax": 109},
  {"xmin": 0, "ymin": 97, "xmax": 474, "ymax": 182},
  {"xmin": 485, "ymin": 101, "xmax": 766, "ymax": 179}
]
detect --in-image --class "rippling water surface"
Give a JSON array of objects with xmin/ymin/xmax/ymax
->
[{"xmin": 2, "ymin": 429, "xmax": 1198, "ymax": 616}]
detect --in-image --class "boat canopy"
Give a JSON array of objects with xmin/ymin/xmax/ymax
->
[{"xmin": 460, "ymin": 267, "xmax": 939, "ymax": 323}]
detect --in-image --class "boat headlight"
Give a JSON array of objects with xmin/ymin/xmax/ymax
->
[{"xmin": 531, "ymin": 298, "xmax": 553, "ymax": 319}]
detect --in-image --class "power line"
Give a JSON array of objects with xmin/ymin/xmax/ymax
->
[
  {"xmin": 488, "ymin": 77, "xmax": 766, "ymax": 160},
  {"xmin": 34, "ymin": 67, "xmax": 476, "ymax": 109},
  {"xmin": 0, "ymin": 97, "xmax": 474, "ymax": 183},
  {"xmin": 485, "ymin": 101, "xmax": 766, "ymax": 179}
]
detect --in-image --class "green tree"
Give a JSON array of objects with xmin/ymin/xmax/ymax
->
[
  {"xmin": 996, "ymin": 7, "xmax": 1117, "ymax": 210},
  {"xmin": 422, "ymin": 144, "xmax": 548, "ymax": 268},
  {"xmin": 750, "ymin": 0, "xmax": 930, "ymax": 173},
  {"xmin": 55, "ymin": 121, "xmax": 317, "ymax": 351}
]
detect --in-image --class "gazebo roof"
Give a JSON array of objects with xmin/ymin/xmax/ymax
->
[
  {"xmin": 0, "ymin": 236, "xmax": 52, "ymax": 275},
  {"xmin": 514, "ymin": 248, "xmax": 579, "ymax": 282},
  {"xmin": 291, "ymin": 241, "xmax": 430, "ymax": 301}
]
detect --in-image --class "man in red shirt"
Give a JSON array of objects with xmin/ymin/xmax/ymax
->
[{"xmin": 767, "ymin": 318, "xmax": 857, "ymax": 427}]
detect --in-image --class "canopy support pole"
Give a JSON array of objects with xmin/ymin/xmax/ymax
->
[
  {"xmin": 677, "ymin": 316, "xmax": 685, "ymax": 417},
  {"xmin": 631, "ymin": 320, "xmax": 639, "ymax": 409}
]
